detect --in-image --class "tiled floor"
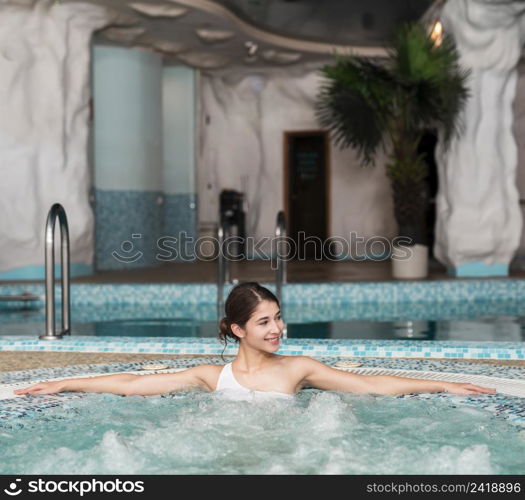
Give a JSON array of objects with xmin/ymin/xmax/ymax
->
[
  {"xmin": 4, "ymin": 258, "xmax": 525, "ymax": 284},
  {"xmin": 0, "ymin": 351, "xmax": 204, "ymax": 372}
]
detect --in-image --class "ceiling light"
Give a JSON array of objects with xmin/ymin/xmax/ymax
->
[
  {"xmin": 244, "ymin": 41, "xmax": 258, "ymax": 56},
  {"xmin": 261, "ymin": 49, "xmax": 301, "ymax": 64},
  {"xmin": 429, "ymin": 20, "xmax": 443, "ymax": 47},
  {"xmin": 129, "ymin": 3, "xmax": 188, "ymax": 18},
  {"xmin": 100, "ymin": 26, "xmax": 146, "ymax": 44},
  {"xmin": 195, "ymin": 27, "xmax": 235, "ymax": 44}
]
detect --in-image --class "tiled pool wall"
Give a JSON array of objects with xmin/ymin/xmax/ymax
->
[
  {"xmin": 0, "ymin": 337, "xmax": 524, "ymax": 360},
  {"xmin": 1, "ymin": 280, "xmax": 524, "ymax": 359},
  {"xmin": 2, "ymin": 300, "xmax": 525, "ymax": 326},
  {"xmin": 2, "ymin": 280, "xmax": 525, "ymax": 325},
  {"xmin": 2, "ymin": 279, "xmax": 525, "ymax": 307}
]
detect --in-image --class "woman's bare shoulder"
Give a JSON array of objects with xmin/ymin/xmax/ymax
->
[{"xmin": 279, "ymin": 355, "xmax": 322, "ymax": 369}]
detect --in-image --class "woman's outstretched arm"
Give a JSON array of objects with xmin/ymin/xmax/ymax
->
[
  {"xmin": 295, "ymin": 357, "xmax": 496, "ymax": 396},
  {"xmin": 13, "ymin": 365, "xmax": 218, "ymax": 397}
]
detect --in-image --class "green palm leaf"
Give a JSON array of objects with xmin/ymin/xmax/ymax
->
[
  {"xmin": 315, "ymin": 22, "xmax": 470, "ymax": 245},
  {"xmin": 316, "ymin": 22, "xmax": 469, "ymax": 172}
]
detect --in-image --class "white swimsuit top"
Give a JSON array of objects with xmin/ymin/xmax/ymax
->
[{"xmin": 215, "ymin": 362, "xmax": 293, "ymax": 401}]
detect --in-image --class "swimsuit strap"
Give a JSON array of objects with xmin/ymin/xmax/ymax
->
[
  {"xmin": 215, "ymin": 362, "xmax": 294, "ymax": 400},
  {"xmin": 215, "ymin": 362, "xmax": 249, "ymax": 392}
]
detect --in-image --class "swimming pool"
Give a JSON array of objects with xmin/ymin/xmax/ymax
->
[
  {"xmin": 2, "ymin": 293, "xmax": 525, "ymax": 342},
  {"xmin": 1, "ymin": 306, "xmax": 524, "ymax": 343},
  {"xmin": 2, "ymin": 356, "xmax": 525, "ymax": 474},
  {"xmin": 1, "ymin": 280, "xmax": 524, "ymax": 474}
]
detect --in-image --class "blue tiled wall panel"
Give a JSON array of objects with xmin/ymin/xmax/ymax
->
[
  {"xmin": 162, "ymin": 193, "xmax": 198, "ymax": 261},
  {"xmin": 95, "ymin": 189, "xmax": 163, "ymax": 270}
]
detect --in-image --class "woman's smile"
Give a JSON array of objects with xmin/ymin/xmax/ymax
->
[{"xmin": 264, "ymin": 335, "xmax": 280, "ymax": 345}]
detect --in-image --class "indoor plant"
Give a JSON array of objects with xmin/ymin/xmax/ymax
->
[{"xmin": 316, "ymin": 23, "xmax": 469, "ymax": 278}]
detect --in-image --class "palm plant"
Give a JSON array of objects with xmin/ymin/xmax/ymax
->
[{"xmin": 316, "ymin": 23, "xmax": 469, "ymax": 247}]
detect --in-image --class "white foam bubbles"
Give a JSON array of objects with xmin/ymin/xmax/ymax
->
[{"xmin": 1, "ymin": 390, "xmax": 523, "ymax": 474}]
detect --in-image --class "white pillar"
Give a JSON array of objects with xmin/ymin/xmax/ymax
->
[
  {"xmin": 435, "ymin": 0, "xmax": 525, "ymax": 276},
  {"xmin": 93, "ymin": 46, "xmax": 163, "ymax": 269},
  {"xmin": 162, "ymin": 66, "xmax": 198, "ymax": 260},
  {"xmin": 0, "ymin": 0, "xmax": 114, "ymax": 279}
]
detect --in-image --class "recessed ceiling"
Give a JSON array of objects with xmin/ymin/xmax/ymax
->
[
  {"xmin": 85, "ymin": 0, "xmax": 437, "ymax": 70},
  {"xmin": 218, "ymin": 0, "xmax": 433, "ymax": 46}
]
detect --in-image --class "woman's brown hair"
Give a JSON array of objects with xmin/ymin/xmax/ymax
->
[{"xmin": 218, "ymin": 282, "xmax": 280, "ymax": 357}]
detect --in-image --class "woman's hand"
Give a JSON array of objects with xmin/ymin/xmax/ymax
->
[
  {"xmin": 14, "ymin": 381, "xmax": 64, "ymax": 396},
  {"xmin": 441, "ymin": 382, "xmax": 496, "ymax": 395}
]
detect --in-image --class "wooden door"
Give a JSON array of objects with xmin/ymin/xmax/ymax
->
[{"xmin": 285, "ymin": 131, "xmax": 329, "ymax": 259}]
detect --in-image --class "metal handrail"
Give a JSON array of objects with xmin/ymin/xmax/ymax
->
[
  {"xmin": 274, "ymin": 211, "xmax": 288, "ymax": 339},
  {"xmin": 39, "ymin": 204, "xmax": 71, "ymax": 340},
  {"xmin": 274, "ymin": 211, "xmax": 287, "ymax": 302},
  {"xmin": 217, "ymin": 214, "xmax": 231, "ymax": 318}
]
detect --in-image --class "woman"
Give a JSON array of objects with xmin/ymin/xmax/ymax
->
[{"xmin": 15, "ymin": 282, "xmax": 495, "ymax": 398}]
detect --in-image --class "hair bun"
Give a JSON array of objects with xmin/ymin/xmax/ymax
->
[{"xmin": 219, "ymin": 317, "xmax": 231, "ymax": 337}]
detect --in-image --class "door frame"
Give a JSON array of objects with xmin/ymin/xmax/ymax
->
[{"xmin": 283, "ymin": 130, "xmax": 331, "ymax": 242}]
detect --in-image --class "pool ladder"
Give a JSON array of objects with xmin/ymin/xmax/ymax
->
[
  {"xmin": 39, "ymin": 203, "xmax": 71, "ymax": 340},
  {"xmin": 274, "ymin": 210, "xmax": 287, "ymax": 303},
  {"xmin": 274, "ymin": 211, "xmax": 288, "ymax": 339},
  {"xmin": 217, "ymin": 211, "xmax": 288, "ymax": 336},
  {"xmin": 217, "ymin": 214, "xmax": 231, "ymax": 319}
]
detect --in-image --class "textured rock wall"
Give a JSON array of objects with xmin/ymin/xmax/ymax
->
[
  {"xmin": 513, "ymin": 58, "xmax": 525, "ymax": 257},
  {"xmin": 0, "ymin": 0, "xmax": 113, "ymax": 274}
]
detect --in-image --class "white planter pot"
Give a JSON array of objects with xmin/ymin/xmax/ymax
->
[{"xmin": 391, "ymin": 244, "xmax": 428, "ymax": 280}]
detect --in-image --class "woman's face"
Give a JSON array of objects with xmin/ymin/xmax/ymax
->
[{"xmin": 236, "ymin": 300, "xmax": 284, "ymax": 352}]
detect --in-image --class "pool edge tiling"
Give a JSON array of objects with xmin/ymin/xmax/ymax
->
[{"xmin": 0, "ymin": 336, "xmax": 524, "ymax": 360}]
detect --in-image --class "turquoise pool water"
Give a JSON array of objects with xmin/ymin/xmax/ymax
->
[
  {"xmin": 2, "ymin": 389, "xmax": 524, "ymax": 474},
  {"xmin": 1, "ymin": 301, "xmax": 525, "ymax": 342}
]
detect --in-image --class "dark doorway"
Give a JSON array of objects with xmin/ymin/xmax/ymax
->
[
  {"xmin": 285, "ymin": 131, "xmax": 329, "ymax": 259},
  {"xmin": 417, "ymin": 130, "xmax": 438, "ymax": 256}
]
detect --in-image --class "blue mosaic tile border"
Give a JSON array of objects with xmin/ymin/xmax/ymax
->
[
  {"xmin": 3, "ymin": 300, "xmax": 525, "ymax": 325},
  {"xmin": 0, "ymin": 336, "xmax": 523, "ymax": 360},
  {"xmin": 2, "ymin": 357, "xmax": 524, "ymax": 428},
  {"xmin": 2, "ymin": 280, "xmax": 525, "ymax": 307},
  {"xmin": 0, "ymin": 263, "xmax": 93, "ymax": 281}
]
